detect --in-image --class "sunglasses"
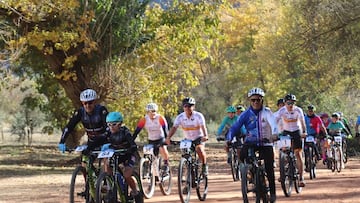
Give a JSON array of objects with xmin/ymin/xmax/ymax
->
[
  {"xmin": 148, "ymin": 110, "xmax": 156, "ymax": 113},
  {"xmin": 107, "ymin": 122, "xmax": 121, "ymax": 127},
  {"xmin": 286, "ymin": 101, "xmax": 295, "ymax": 105},
  {"xmin": 250, "ymin": 98, "xmax": 261, "ymax": 103},
  {"xmin": 183, "ymin": 104, "xmax": 193, "ymax": 108},
  {"xmin": 82, "ymin": 100, "xmax": 94, "ymax": 105}
]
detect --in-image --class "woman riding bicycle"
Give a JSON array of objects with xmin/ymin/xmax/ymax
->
[
  {"xmin": 228, "ymin": 87, "xmax": 278, "ymax": 202},
  {"xmin": 133, "ymin": 103, "xmax": 170, "ymax": 173},
  {"xmin": 102, "ymin": 112, "xmax": 143, "ymax": 203}
]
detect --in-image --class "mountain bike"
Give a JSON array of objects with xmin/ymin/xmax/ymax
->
[
  {"xmin": 277, "ymin": 135, "xmax": 302, "ymax": 197},
  {"xmin": 304, "ymin": 135, "xmax": 317, "ymax": 179},
  {"xmin": 69, "ymin": 145, "xmax": 102, "ymax": 203},
  {"xmin": 240, "ymin": 144, "xmax": 271, "ymax": 203},
  {"xmin": 139, "ymin": 143, "xmax": 172, "ymax": 199},
  {"xmin": 326, "ymin": 135, "xmax": 343, "ymax": 173},
  {"xmin": 175, "ymin": 138, "xmax": 208, "ymax": 203},
  {"xmin": 95, "ymin": 148, "xmax": 144, "ymax": 203}
]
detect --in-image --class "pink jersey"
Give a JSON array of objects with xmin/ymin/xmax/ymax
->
[{"xmin": 173, "ymin": 111, "xmax": 206, "ymax": 141}]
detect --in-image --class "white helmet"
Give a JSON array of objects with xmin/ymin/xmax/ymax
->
[
  {"xmin": 247, "ymin": 87, "xmax": 265, "ymax": 98},
  {"xmin": 145, "ymin": 103, "xmax": 158, "ymax": 112},
  {"xmin": 80, "ymin": 89, "xmax": 97, "ymax": 102}
]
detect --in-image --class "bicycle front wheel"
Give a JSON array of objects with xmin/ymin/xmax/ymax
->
[
  {"xmin": 159, "ymin": 160, "xmax": 172, "ymax": 196},
  {"xmin": 139, "ymin": 157, "xmax": 155, "ymax": 199},
  {"xmin": 255, "ymin": 168, "xmax": 269, "ymax": 203},
  {"xmin": 240, "ymin": 164, "xmax": 252, "ymax": 203},
  {"xmin": 196, "ymin": 161, "xmax": 208, "ymax": 201},
  {"xmin": 309, "ymin": 147, "xmax": 317, "ymax": 179},
  {"xmin": 335, "ymin": 147, "xmax": 342, "ymax": 173},
  {"xmin": 230, "ymin": 148, "xmax": 240, "ymax": 181},
  {"xmin": 70, "ymin": 165, "xmax": 89, "ymax": 203},
  {"xmin": 178, "ymin": 158, "xmax": 191, "ymax": 203},
  {"xmin": 95, "ymin": 172, "xmax": 116, "ymax": 203},
  {"xmin": 279, "ymin": 152, "xmax": 292, "ymax": 197}
]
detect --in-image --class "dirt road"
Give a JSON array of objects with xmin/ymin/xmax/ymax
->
[{"xmin": 1, "ymin": 139, "xmax": 360, "ymax": 203}]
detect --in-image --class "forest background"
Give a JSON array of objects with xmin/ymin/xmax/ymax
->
[{"xmin": 0, "ymin": 0, "xmax": 359, "ymax": 144}]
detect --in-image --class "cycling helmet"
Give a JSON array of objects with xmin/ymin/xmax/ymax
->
[
  {"xmin": 284, "ymin": 94, "xmax": 296, "ymax": 101},
  {"xmin": 320, "ymin": 113, "xmax": 329, "ymax": 118},
  {"xmin": 80, "ymin": 89, "xmax": 97, "ymax": 102},
  {"xmin": 331, "ymin": 112, "xmax": 340, "ymax": 118},
  {"xmin": 247, "ymin": 87, "xmax": 265, "ymax": 98},
  {"xmin": 145, "ymin": 103, "xmax": 158, "ymax": 112},
  {"xmin": 182, "ymin": 97, "xmax": 196, "ymax": 105},
  {"xmin": 277, "ymin": 98, "xmax": 285, "ymax": 106},
  {"xmin": 226, "ymin": 106, "xmax": 236, "ymax": 113},
  {"xmin": 307, "ymin": 105, "xmax": 316, "ymax": 111},
  {"xmin": 106, "ymin": 112, "xmax": 123, "ymax": 123},
  {"xmin": 337, "ymin": 112, "xmax": 343, "ymax": 117},
  {"xmin": 236, "ymin": 105, "xmax": 246, "ymax": 112}
]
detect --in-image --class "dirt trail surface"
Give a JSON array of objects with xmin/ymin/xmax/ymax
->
[{"xmin": 1, "ymin": 134, "xmax": 360, "ymax": 203}]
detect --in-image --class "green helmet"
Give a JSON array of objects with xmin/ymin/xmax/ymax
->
[
  {"xmin": 106, "ymin": 112, "xmax": 123, "ymax": 122},
  {"xmin": 226, "ymin": 106, "xmax": 236, "ymax": 113}
]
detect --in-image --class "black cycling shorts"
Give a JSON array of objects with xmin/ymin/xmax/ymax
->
[{"xmin": 283, "ymin": 130, "xmax": 302, "ymax": 150}]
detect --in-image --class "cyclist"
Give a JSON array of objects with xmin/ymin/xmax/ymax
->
[
  {"xmin": 165, "ymin": 97, "xmax": 209, "ymax": 175},
  {"xmin": 328, "ymin": 113, "xmax": 351, "ymax": 136},
  {"xmin": 228, "ymin": 87, "xmax": 279, "ymax": 202},
  {"xmin": 216, "ymin": 106, "xmax": 244, "ymax": 164},
  {"xmin": 338, "ymin": 112, "xmax": 352, "ymax": 135},
  {"xmin": 275, "ymin": 93, "xmax": 307, "ymax": 187},
  {"xmin": 304, "ymin": 105, "xmax": 327, "ymax": 164},
  {"xmin": 58, "ymin": 88, "xmax": 109, "ymax": 155},
  {"xmin": 133, "ymin": 103, "xmax": 170, "ymax": 172},
  {"xmin": 102, "ymin": 112, "xmax": 143, "ymax": 203},
  {"xmin": 273, "ymin": 98, "xmax": 285, "ymax": 167},
  {"xmin": 236, "ymin": 104, "xmax": 246, "ymax": 116}
]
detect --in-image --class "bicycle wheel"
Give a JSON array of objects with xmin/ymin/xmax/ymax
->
[
  {"xmin": 335, "ymin": 147, "xmax": 342, "ymax": 173},
  {"xmin": 294, "ymin": 159, "xmax": 302, "ymax": 194},
  {"xmin": 309, "ymin": 147, "xmax": 317, "ymax": 179},
  {"xmin": 95, "ymin": 172, "xmax": 116, "ymax": 203},
  {"xmin": 70, "ymin": 165, "xmax": 90, "ymax": 203},
  {"xmin": 139, "ymin": 157, "xmax": 155, "ymax": 199},
  {"xmin": 240, "ymin": 164, "xmax": 252, "ymax": 203},
  {"xmin": 159, "ymin": 160, "xmax": 172, "ymax": 196},
  {"xmin": 230, "ymin": 148, "xmax": 240, "ymax": 181},
  {"xmin": 342, "ymin": 139, "xmax": 348, "ymax": 164},
  {"xmin": 255, "ymin": 168, "xmax": 269, "ymax": 203},
  {"xmin": 279, "ymin": 152, "xmax": 292, "ymax": 197},
  {"xmin": 178, "ymin": 158, "xmax": 191, "ymax": 203},
  {"xmin": 196, "ymin": 160, "xmax": 208, "ymax": 201},
  {"xmin": 331, "ymin": 148, "xmax": 336, "ymax": 172}
]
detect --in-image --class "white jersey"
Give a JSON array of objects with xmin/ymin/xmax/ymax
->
[
  {"xmin": 136, "ymin": 114, "xmax": 168, "ymax": 140},
  {"xmin": 276, "ymin": 106, "xmax": 305, "ymax": 132},
  {"xmin": 173, "ymin": 111, "xmax": 206, "ymax": 141}
]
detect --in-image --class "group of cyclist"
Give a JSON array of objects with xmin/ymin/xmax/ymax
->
[
  {"xmin": 216, "ymin": 87, "xmax": 354, "ymax": 202},
  {"xmin": 58, "ymin": 88, "xmax": 209, "ymax": 203}
]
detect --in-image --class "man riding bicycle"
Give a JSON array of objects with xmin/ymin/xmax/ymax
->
[
  {"xmin": 58, "ymin": 88, "xmax": 109, "ymax": 156},
  {"xmin": 304, "ymin": 105, "xmax": 328, "ymax": 163},
  {"xmin": 228, "ymin": 87, "xmax": 278, "ymax": 202},
  {"xmin": 165, "ymin": 97, "xmax": 209, "ymax": 175}
]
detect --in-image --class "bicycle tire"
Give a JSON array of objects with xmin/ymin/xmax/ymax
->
[
  {"xmin": 230, "ymin": 148, "xmax": 240, "ymax": 181},
  {"xmin": 255, "ymin": 167, "xmax": 269, "ymax": 203},
  {"xmin": 331, "ymin": 147, "xmax": 336, "ymax": 172},
  {"xmin": 309, "ymin": 147, "xmax": 317, "ymax": 179},
  {"xmin": 139, "ymin": 157, "xmax": 155, "ymax": 199},
  {"xmin": 335, "ymin": 147, "xmax": 342, "ymax": 173},
  {"xmin": 279, "ymin": 152, "xmax": 292, "ymax": 197},
  {"xmin": 343, "ymin": 139, "xmax": 348, "ymax": 163},
  {"xmin": 70, "ymin": 165, "xmax": 90, "ymax": 203},
  {"xmin": 159, "ymin": 159, "xmax": 172, "ymax": 196},
  {"xmin": 294, "ymin": 158, "xmax": 302, "ymax": 194},
  {"xmin": 95, "ymin": 171, "xmax": 116, "ymax": 203},
  {"xmin": 178, "ymin": 158, "xmax": 191, "ymax": 203},
  {"xmin": 240, "ymin": 164, "xmax": 251, "ymax": 203},
  {"xmin": 196, "ymin": 160, "xmax": 208, "ymax": 201}
]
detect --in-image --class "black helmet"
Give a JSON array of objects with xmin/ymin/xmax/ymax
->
[
  {"xmin": 277, "ymin": 98, "xmax": 285, "ymax": 106},
  {"xmin": 307, "ymin": 105, "xmax": 316, "ymax": 111},
  {"xmin": 284, "ymin": 94, "xmax": 296, "ymax": 101},
  {"xmin": 182, "ymin": 97, "xmax": 196, "ymax": 106}
]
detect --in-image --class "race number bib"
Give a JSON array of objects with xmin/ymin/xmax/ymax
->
[
  {"xmin": 277, "ymin": 136, "xmax": 291, "ymax": 149},
  {"xmin": 75, "ymin": 145, "xmax": 88, "ymax": 152},
  {"xmin": 305, "ymin": 136, "xmax": 315, "ymax": 143},
  {"xmin": 180, "ymin": 139, "xmax": 192, "ymax": 149},
  {"xmin": 143, "ymin": 144, "xmax": 154, "ymax": 155},
  {"xmin": 98, "ymin": 150, "xmax": 114, "ymax": 158}
]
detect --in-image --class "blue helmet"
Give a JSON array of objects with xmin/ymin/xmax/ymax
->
[{"xmin": 106, "ymin": 112, "xmax": 123, "ymax": 122}]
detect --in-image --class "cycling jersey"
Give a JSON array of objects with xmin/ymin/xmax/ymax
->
[
  {"xmin": 328, "ymin": 121, "xmax": 347, "ymax": 135},
  {"xmin": 276, "ymin": 105, "xmax": 305, "ymax": 132},
  {"xmin": 133, "ymin": 114, "xmax": 168, "ymax": 141},
  {"xmin": 228, "ymin": 106, "xmax": 278, "ymax": 146},
  {"xmin": 172, "ymin": 111, "xmax": 206, "ymax": 141},
  {"xmin": 305, "ymin": 114, "xmax": 323, "ymax": 135},
  {"xmin": 60, "ymin": 104, "xmax": 108, "ymax": 144},
  {"xmin": 217, "ymin": 115, "xmax": 238, "ymax": 136}
]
